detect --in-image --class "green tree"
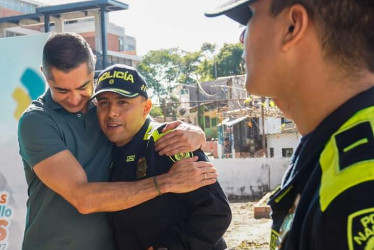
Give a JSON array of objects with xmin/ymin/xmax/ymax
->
[
  {"xmin": 137, "ymin": 43, "xmax": 244, "ymax": 106},
  {"xmin": 137, "ymin": 48, "xmax": 181, "ymax": 102},
  {"xmin": 197, "ymin": 43, "xmax": 217, "ymax": 82},
  {"xmin": 150, "ymin": 106, "xmax": 163, "ymax": 118},
  {"xmin": 178, "ymin": 51, "xmax": 202, "ymax": 84},
  {"xmin": 215, "ymin": 43, "xmax": 244, "ymax": 77}
]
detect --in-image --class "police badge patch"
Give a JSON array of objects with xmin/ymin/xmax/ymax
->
[
  {"xmin": 169, "ymin": 152, "xmax": 193, "ymax": 162},
  {"xmin": 136, "ymin": 157, "xmax": 148, "ymax": 179},
  {"xmin": 348, "ymin": 208, "xmax": 374, "ymax": 250}
]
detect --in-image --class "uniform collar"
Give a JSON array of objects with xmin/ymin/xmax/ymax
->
[
  {"xmin": 303, "ymin": 86, "xmax": 374, "ymax": 158},
  {"xmin": 134, "ymin": 118, "xmax": 152, "ymax": 143},
  {"xmin": 282, "ymin": 86, "xmax": 374, "ymax": 187}
]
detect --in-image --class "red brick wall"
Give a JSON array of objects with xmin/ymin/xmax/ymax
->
[
  {"xmin": 80, "ymin": 32, "xmax": 96, "ymax": 51},
  {"xmin": 0, "ymin": 8, "xmax": 23, "ymax": 17},
  {"xmin": 79, "ymin": 32, "xmax": 120, "ymax": 52},
  {"xmin": 107, "ymin": 33, "xmax": 119, "ymax": 52}
]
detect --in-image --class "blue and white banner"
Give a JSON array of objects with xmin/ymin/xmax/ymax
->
[{"xmin": 0, "ymin": 33, "xmax": 49, "ymax": 250}]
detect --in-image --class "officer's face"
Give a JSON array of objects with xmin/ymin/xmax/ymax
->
[
  {"xmin": 96, "ymin": 92, "xmax": 152, "ymax": 146},
  {"xmin": 241, "ymin": 0, "xmax": 285, "ymax": 97},
  {"xmin": 46, "ymin": 63, "xmax": 94, "ymax": 114}
]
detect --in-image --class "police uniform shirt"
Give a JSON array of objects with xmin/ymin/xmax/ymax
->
[
  {"xmin": 109, "ymin": 118, "xmax": 232, "ymax": 250},
  {"xmin": 268, "ymin": 87, "xmax": 374, "ymax": 250}
]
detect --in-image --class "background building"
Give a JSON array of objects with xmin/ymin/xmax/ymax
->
[
  {"xmin": 0, "ymin": 0, "xmax": 140, "ymax": 71},
  {"xmin": 174, "ymin": 76, "xmax": 300, "ymax": 158}
]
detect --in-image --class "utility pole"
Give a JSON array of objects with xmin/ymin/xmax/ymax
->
[
  {"xmin": 162, "ymin": 99, "xmax": 167, "ymax": 122},
  {"xmin": 227, "ymin": 78, "xmax": 232, "ymax": 109},
  {"xmin": 261, "ymin": 96, "xmax": 268, "ymax": 157},
  {"xmin": 214, "ymin": 58, "xmax": 217, "ymax": 78},
  {"xmin": 197, "ymin": 81, "xmax": 202, "ymax": 128}
]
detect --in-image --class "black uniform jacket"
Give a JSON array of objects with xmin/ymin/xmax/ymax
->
[
  {"xmin": 269, "ymin": 87, "xmax": 374, "ymax": 250},
  {"xmin": 109, "ymin": 118, "xmax": 232, "ymax": 250}
]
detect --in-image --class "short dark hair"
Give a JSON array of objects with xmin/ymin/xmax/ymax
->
[
  {"xmin": 270, "ymin": 0, "xmax": 374, "ymax": 74},
  {"xmin": 42, "ymin": 32, "xmax": 96, "ymax": 80}
]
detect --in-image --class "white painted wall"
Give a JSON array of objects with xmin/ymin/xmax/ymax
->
[
  {"xmin": 60, "ymin": 18, "xmax": 126, "ymax": 38},
  {"xmin": 259, "ymin": 117, "xmax": 282, "ymax": 134},
  {"xmin": 212, "ymin": 158, "xmax": 290, "ymax": 199},
  {"xmin": 267, "ymin": 133, "xmax": 300, "ymax": 158}
]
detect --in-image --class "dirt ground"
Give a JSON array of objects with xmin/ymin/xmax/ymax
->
[{"xmin": 224, "ymin": 200, "xmax": 272, "ymax": 250}]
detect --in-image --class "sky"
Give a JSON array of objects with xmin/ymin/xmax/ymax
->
[{"xmin": 47, "ymin": 0, "xmax": 244, "ymax": 56}]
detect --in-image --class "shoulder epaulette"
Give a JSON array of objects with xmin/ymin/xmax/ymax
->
[{"xmin": 319, "ymin": 106, "xmax": 374, "ymax": 211}]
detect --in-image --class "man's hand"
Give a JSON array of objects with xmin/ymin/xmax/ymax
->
[
  {"xmin": 158, "ymin": 156, "xmax": 217, "ymax": 194},
  {"xmin": 155, "ymin": 120, "xmax": 206, "ymax": 156}
]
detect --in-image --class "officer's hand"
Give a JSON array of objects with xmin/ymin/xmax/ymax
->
[
  {"xmin": 161, "ymin": 157, "xmax": 217, "ymax": 193},
  {"xmin": 155, "ymin": 121, "xmax": 206, "ymax": 156}
]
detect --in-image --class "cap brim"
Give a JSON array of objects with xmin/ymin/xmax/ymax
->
[
  {"xmin": 205, "ymin": 0, "xmax": 253, "ymax": 26},
  {"xmin": 90, "ymin": 88, "xmax": 139, "ymax": 101}
]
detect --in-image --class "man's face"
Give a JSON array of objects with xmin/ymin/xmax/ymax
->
[
  {"xmin": 241, "ymin": 0, "xmax": 281, "ymax": 96},
  {"xmin": 46, "ymin": 63, "xmax": 94, "ymax": 113},
  {"xmin": 96, "ymin": 92, "xmax": 151, "ymax": 147}
]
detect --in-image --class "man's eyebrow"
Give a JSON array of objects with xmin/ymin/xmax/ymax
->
[
  {"xmin": 96, "ymin": 96, "xmax": 108, "ymax": 101},
  {"xmin": 76, "ymin": 80, "xmax": 91, "ymax": 90},
  {"xmin": 54, "ymin": 86, "xmax": 68, "ymax": 91},
  {"xmin": 53, "ymin": 80, "xmax": 91, "ymax": 92}
]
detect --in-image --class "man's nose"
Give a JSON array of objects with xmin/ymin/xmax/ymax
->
[
  {"xmin": 108, "ymin": 104, "xmax": 119, "ymax": 118},
  {"xmin": 68, "ymin": 92, "xmax": 81, "ymax": 106}
]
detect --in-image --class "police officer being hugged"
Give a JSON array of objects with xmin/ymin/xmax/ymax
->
[{"xmin": 91, "ymin": 64, "xmax": 232, "ymax": 250}]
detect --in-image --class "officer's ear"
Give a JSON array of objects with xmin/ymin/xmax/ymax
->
[
  {"xmin": 281, "ymin": 4, "xmax": 309, "ymax": 52},
  {"xmin": 143, "ymin": 99, "xmax": 152, "ymax": 116}
]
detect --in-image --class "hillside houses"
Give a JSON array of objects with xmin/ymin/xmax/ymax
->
[{"xmin": 171, "ymin": 75, "xmax": 300, "ymax": 158}]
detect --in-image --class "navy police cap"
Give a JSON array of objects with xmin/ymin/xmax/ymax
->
[{"xmin": 92, "ymin": 64, "xmax": 148, "ymax": 100}]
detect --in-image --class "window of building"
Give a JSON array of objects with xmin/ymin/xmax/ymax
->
[
  {"xmin": 6, "ymin": 31, "xmax": 22, "ymax": 37},
  {"xmin": 270, "ymin": 148, "xmax": 274, "ymax": 158},
  {"xmin": 180, "ymin": 89, "xmax": 189, "ymax": 95},
  {"xmin": 211, "ymin": 117, "xmax": 217, "ymax": 127},
  {"xmin": 281, "ymin": 117, "xmax": 293, "ymax": 123},
  {"xmin": 125, "ymin": 44, "xmax": 135, "ymax": 51},
  {"xmin": 124, "ymin": 59, "xmax": 132, "ymax": 66},
  {"xmin": 65, "ymin": 20, "xmax": 78, "ymax": 24},
  {"xmin": 118, "ymin": 37, "xmax": 124, "ymax": 51},
  {"xmin": 1, "ymin": 0, "xmax": 36, "ymax": 13},
  {"xmin": 282, "ymin": 148, "xmax": 294, "ymax": 157},
  {"xmin": 205, "ymin": 116, "xmax": 210, "ymax": 128}
]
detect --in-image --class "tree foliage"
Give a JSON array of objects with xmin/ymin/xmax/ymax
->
[
  {"xmin": 149, "ymin": 106, "xmax": 163, "ymax": 118},
  {"xmin": 215, "ymin": 43, "xmax": 245, "ymax": 77},
  {"xmin": 137, "ymin": 48, "xmax": 181, "ymax": 102},
  {"xmin": 137, "ymin": 42, "xmax": 244, "ymax": 103},
  {"xmin": 162, "ymin": 94, "xmax": 180, "ymax": 120}
]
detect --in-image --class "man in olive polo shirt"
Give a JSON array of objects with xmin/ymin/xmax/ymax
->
[{"xmin": 18, "ymin": 32, "xmax": 217, "ymax": 250}]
